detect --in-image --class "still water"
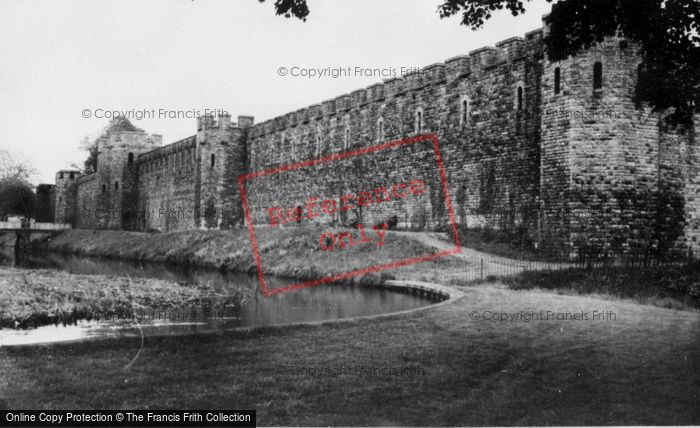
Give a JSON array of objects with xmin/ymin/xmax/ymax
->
[{"xmin": 0, "ymin": 249, "xmax": 433, "ymax": 346}]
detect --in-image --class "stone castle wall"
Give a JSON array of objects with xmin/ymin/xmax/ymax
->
[
  {"xmin": 136, "ymin": 136, "xmax": 199, "ymax": 231},
  {"xmin": 245, "ymin": 31, "xmax": 545, "ymax": 234},
  {"xmin": 52, "ymin": 22, "xmax": 699, "ymax": 257},
  {"xmin": 540, "ymin": 36, "xmax": 700, "ymax": 255},
  {"xmin": 68, "ymin": 131, "xmax": 161, "ymax": 230}
]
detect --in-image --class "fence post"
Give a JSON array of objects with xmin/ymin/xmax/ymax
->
[{"xmin": 480, "ymin": 258, "xmax": 484, "ymax": 281}]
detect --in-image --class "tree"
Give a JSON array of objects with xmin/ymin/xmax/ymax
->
[
  {"xmin": 78, "ymin": 117, "xmax": 143, "ymax": 173},
  {"xmin": 0, "ymin": 150, "xmax": 37, "ymax": 183},
  {"xmin": 76, "ymin": 136, "xmax": 98, "ymax": 174},
  {"xmin": 258, "ymin": 0, "xmax": 309, "ymax": 20},
  {"xmin": 0, "ymin": 178, "xmax": 36, "ymax": 219},
  {"xmin": 538, "ymin": 0, "xmax": 700, "ymax": 124},
  {"xmin": 0, "ymin": 151, "xmax": 37, "ymax": 219},
  {"xmin": 260, "ymin": 0, "xmax": 699, "ymax": 124}
]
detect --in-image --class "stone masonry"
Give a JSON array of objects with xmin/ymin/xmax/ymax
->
[{"xmin": 51, "ymin": 17, "xmax": 699, "ymax": 257}]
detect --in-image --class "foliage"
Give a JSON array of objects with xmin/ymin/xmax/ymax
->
[
  {"xmin": 260, "ymin": 0, "xmax": 699, "ymax": 125},
  {"xmin": 204, "ymin": 198, "xmax": 218, "ymax": 229},
  {"xmin": 543, "ymin": 0, "xmax": 699, "ymax": 124},
  {"xmin": 505, "ymin": 262, "xmax": 700, "ymax": 310},
  {"xmin": 441, "ymin": 0, "xmax": 699, "ymax": 124},
  {"xmin": 572, "ymin": 188, "xmax": 687, "ymax": 259},
  {"xmin": 437, "ymin": 0, "xmax": 532, "ymax": 29},
  {"xmin": 78, "ymin": 117, "xmax": 143, "ymax": 174},
  {"xmin": 0, "ymin": 177, "xmax": 36, "ymax": 219},
  {"xmin": 0, "ymin": 150, "xmax": 36, "ymax": 183},
  {"xmin": 76, "ymin": 136, "xmax": 98, "ymax": 174},
  {"xmin": 258, "ymin": 0, "xmax": 309, "ymax": 20}
]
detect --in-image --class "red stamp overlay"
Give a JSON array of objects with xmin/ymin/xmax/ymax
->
[{"xmin": 239, "ymin": 134, "xmax": 462, "ymax": 296}]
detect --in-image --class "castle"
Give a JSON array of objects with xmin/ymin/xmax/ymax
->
[{"xmin": 51, "ymin": 18, "xmax": 700, "ymax": 257}]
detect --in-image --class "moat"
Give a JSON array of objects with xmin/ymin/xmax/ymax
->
[{"xmin": 0, "ymin": 248, "xmax": 435, "ymax": 346}]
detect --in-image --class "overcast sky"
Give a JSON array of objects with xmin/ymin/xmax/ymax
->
[{"xmin": 0, "ymin": 0, "xmax": 552, "ymax": 184}]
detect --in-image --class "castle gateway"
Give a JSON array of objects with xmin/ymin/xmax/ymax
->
[{"xmin": 53, "ymin": 19, "xmax": 700, "ymax": 257}]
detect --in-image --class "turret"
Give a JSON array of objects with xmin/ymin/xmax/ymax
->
[
  {"xmin": 94, "ymin": 129, "xmax": 159, "ymax": 230},
  {"xmin": 54, "ymin": 169, "xmax": 82, "ymax": 224},
  {"xmin": 197, "ymin": 112, "xmax": 252, "ymax": 229}
]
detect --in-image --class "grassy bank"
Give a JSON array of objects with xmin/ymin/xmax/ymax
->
[
  {"xmin": 41, "ymin": 229, "xmax": 700, "ymax": 310},
  {"xmin": 502, "ymin": 264, "xmax": 700, "ymax": 311},
  {"xmin": 1, "ymin": 285, "xmax": 698, "ymax": 425},
  {"xmin": 0, "ymin": 269, "xmax": 249, "ymax": 329},
  {"xmin": 456, "ymin": 227, "xmax": 552, "ymax": 261},
  {"xmin": 43, "ymin": 228, "xmax": 464, "ymax": 283}
]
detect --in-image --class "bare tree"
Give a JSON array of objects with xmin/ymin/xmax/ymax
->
[{"xmin": 0, "ymin": 149, "xmax": 37, "ymax": 183}]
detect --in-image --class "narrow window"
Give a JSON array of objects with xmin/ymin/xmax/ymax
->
[
  {"xmin": 635, "ymin": 64, "xmax": 645, "ymax": 109},
  {"xmin": 593, "ymin": 62, "xmax": 603, "ymax": 91},
  {"xmin": 101, "ymin": 184, "xmax": 106, "ymax": 194},
  {"xmin": 316, "ymin": 126, "xmax": 322, "ymax": 156},
  {"xmin": 460, "ymin": 97, "xmax": 469, "ymax": 125},
  {"xmin": 517, "ymin": 86, "xmax": 523, "ymax": 111},
  {"xmin": 344, "ymin": 127, "xmax": 350, "ymax": 150},
  {"xmin": 277, "ymin": 135, "xmax": 284, "ymax": 161},
  {"xmin": 554, "ymin": 67, "xmax": 561, "ymax": 95},
  {"xmin": 377, "ymin": 117, "xmax": 385, "ymax": 142},
  {"xmin": 128, "ymin": 152, "xmax": 134, "ymax": 164},
  {"xmin": 415, "ymin": 108, "xmax": 424, "ymax": 133},
  {"xmin": 114, "ymin": 181, "xmax": 119, "ymax": 190},
  {"xmin": 59, "ymin": 172, "xmax": 64, "ymax": 179},
  {"xmin": 210, "ymin": 153, "xmax": 215, "ymax": 168},
  {"xmin": 69, "ymin": 172, "xmax": 75, "ymax": 179}
]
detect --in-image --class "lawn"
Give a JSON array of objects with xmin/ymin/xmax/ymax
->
[
  {"xmin": 1, "ymin": 284, "xmax": 698, "ymax": 425},
  {"xmin": 503, "ymin": 264, "xmax": 700, "ymax": 311}
]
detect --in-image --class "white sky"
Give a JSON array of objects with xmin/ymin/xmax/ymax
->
[{"xmin": 0, "ymin": 0, "xmax": 553, "ymax": 184}]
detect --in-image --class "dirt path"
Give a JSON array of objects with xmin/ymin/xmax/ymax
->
[{"xmin": 398, "ymin": 231, "xmax": 573, "ymax": 282}]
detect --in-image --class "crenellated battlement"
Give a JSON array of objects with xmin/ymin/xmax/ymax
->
[
  {"xmin": 496, "ymin": 37, "xmax": 526, "ymax": 62},
  {"xmin": 137, "ymin": 135, "xmax": 197, "ymax": 164},
  {"xmin": 52, "ymin": 19, "xmax": 700, "ymax": 255},
  {"xmin": 445, "ymin": 55, "xmax": 471, "ymax": 79},
  {"xmin": 196, "ymin": 113, "xmax": 254, "ymax": 131},
  {"xmin": 249, "ymin": 27, "xmax": 545, "ymax": 138},
  {"xmin": 74, "ymin": 173, "xmax": 96, "ymax": 185}
]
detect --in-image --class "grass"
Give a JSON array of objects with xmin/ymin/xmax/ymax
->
[
  {"xmin": 3, "ymin": 229, "xmax": 700, "ymax": 424},
  {"xmin": 42, "ymin": 228, "xmax": 465, "ymax": 283},
  {"xmin": 1, "ymin": 285, "xmax": 698, "ymax": 425},
  {"xmin": 0, "ymin": 269, "xmax": 250, "ymax": 329},
  {"xmin": 503, "ymin": 264, "xmax": 700, "ymax": 311},
  {"xmin": 42, "ymin": 229, "xmax": 700, "ymax": 310},
  {"xmin": 2, "ymin": 227, "xmax": 464, "ymax": 328},
  {"xmin": 456, "ymin": 227, "xmax": 556, "ymax": 262}
]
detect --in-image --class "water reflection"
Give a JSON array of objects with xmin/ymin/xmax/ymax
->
[{"xmin": 0, "ymin": 248, "xmax": 433, "ymax": 346}]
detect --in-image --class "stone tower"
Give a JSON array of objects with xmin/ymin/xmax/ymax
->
[
  {"xmin": 197, "ymin": 113, "xmax": 253, "ymax": 229},
  {"xmin": 95, "ymin": 130, "xmax": 161, "ymax": 229},
  {"xmin": 539, "ymin": 14, "xmax": 699, "ymax": 256},
  {"xmin": 54, "ymin": 169, "xmax": 82, "ymax": 225}
]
